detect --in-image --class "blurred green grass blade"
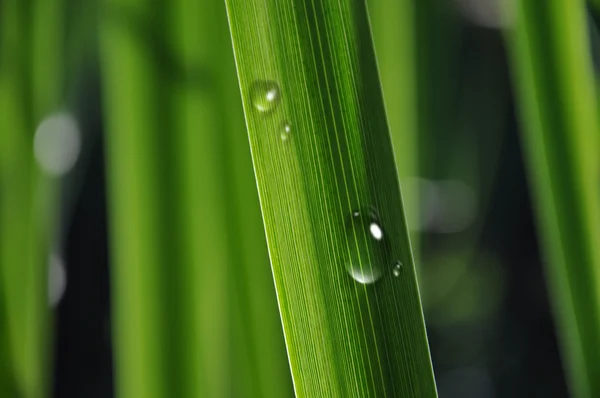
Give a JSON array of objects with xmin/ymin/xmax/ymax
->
[
  {"xmin": 507, "ymin": 1, "xmax": 600, "ymax": 397},
  {"xmin": 369, "ymin": 0, "xmax": 466, "ymax": 263},
  {"xmin": 32, "ymin": 0, "xmax": 65, "ymax": 117},
  {"xmin": 170, "ymin": 0, "xmax": 292, "ymax": 395},
  {"xmin": 413, "ymin": 1, "xmax": 460, "ymax": 181},
  {"xmin": 0, "ymin": 4, "xmax": 33, "ymax": 393},
  {"xmin": 101, "ymin": 0, "xmax": 293, "ymax": 396},
  {"xmin": 0, "ymin": 290, "xmax": 15, "ymax": 395},
  {"xmin": 101, "ymin": 1, "xmax": 173, "ymax": 395},
  {"xmin": 225, "ymin": 0, "xmax": 437, "ymax": 396},
  {"xmin": 1, "ymin": 0, "xmax": 62, "ymax": 396},
  {"xmin": 368, "ymin": 0, "xmax": 418, "ymax": 244},
  {"xmin": 170, "ymin": 0, "xmax": 232, "ymax": 395},
  {"xmin": 28, "ymin": 0, "xmax": 65, "ymax": 396}
]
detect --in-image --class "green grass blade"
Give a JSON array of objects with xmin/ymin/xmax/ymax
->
[
  {"xmin": 170, "ymin": 0, "xmax": 292, "ymax": 395},
  {"xmin": 0, "ymin": 0, "xmax": 62, "ymax": 395},
  {"xmin": 225, "ymin": 0, "xmax": 437, "ymax": 396},
  {"xmin": 100, "ymin": 1, "xmax": 174, "ymax": 395},
  {"xmin": 0, "ymin": 291, "xmax": 16, "ymax": 396},
  {"xmin": 506, "ymin": 1, "xmax": 600, "ymax": 397},
  {"xmin": 0, "ymin": 4, "xmax": 33, "ymax": 393},
  {"xmin": 31, "ymin": 0, "xmax": 65, "ymax": 117},
  {"xmin": 101, "ymin": 0, "xmax": 293, "ymax": 396},
  {"xmin": 213, "ymin": 8, "xmax": 295, "ymax": 396},
  {"xmin": 170, "ymin": 0, "xmax": 233, "ymax": 395},
  {"xmin": 413, "ymin": 1, "xmax": 460, "ymax": 182}
]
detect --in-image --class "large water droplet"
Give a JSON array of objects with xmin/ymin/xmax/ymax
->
[
  {"xmin": 281, "ymin": 121, "xmax": 291, "ymax": 141},
  {"xmin": 345, "ymin": 209, "xmax": 389, "ymax": 284},
  {"xmin": 250, "ymin": 80, "xmax": 280, "ymax": 113}
]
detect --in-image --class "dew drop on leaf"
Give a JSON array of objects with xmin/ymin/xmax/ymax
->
[
  {"xmin": 392, "ymin": 261, "xmax": 403, "ymax": 277},
  {"xmin": 345, "ymin": 209, "xmax": 389, "ymax": 285},
  {"xmin": 250, "ymin": 80, "xmax": 280, "ymax": 113},
  {"xmin": 281, "ymin": 121, "xmax": 291, "ymax": 141}
]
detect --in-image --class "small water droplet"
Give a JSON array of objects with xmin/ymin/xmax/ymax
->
[
  {"xmin": 281, "ymin": 121, "xmax": 291, "ymax": 141},
  {"xmin": 250, "ymin": 80, "xmax": 280, "ymax": 113},
  {"xmin": 345, "ymin": 209, "xmax": 389, "ymax": 284},
  {"xmin": 392, "ymin": 261, "xmax": 403, "ymax": 277}
]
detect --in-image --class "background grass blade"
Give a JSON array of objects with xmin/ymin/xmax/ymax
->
[
  {"xmin": 169, "ymin": 0, "xmax": 293, "ymax": 395},
  {"xmin": 225, "ymin": 0, "xmax": 437, "ymax": 396},
  {"xmin": 0, "ymin": 291, "xmax": 16, "ymax": 396},
  {"xmin": 0, "ymin": 0, "xmax": 64, "ymax": 396},
  {"xmin": 506, "ymin": 0, "xmax": 600, "ymax": 397},
  {"xmin": 100, "ymin": 0, "xmax": 292, "ymax": 396},
  {"xmin": 367, "ymin": 0, "xmax": 419, "ymax": 248},
  {"xmin": 101, "ymin": 0, "xmax": 183, "ymax": 394}
]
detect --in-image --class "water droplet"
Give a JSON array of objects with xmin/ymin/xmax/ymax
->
[
  {"xmin": 281, "ymin": 121, "xmax": 291, "ymax": 141},
  {"xmin": 345, "ymin": 209, "xmax": 389, "ymax": 284},
  {"xmin": 392, "ymin": 261, "xmax": 403, "ymax": 277},
  {"xmin": 250, "ymin": 80, "xmax": 280, "ymax": 113}
]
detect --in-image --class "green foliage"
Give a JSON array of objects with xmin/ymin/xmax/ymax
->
[
  {"xmin": 100, "ymin": 0, "xmax": 292, "ymax": 396},
  {"xmin": 225, "ymin": 0, "xmax": 437, "ymax": 396},
  {"xmin": 507, "ymin": 0, "xmax": 600, "ymax": 397},
  {"xmin": 0, "ymin": 0, "xmax": 64, "ymax": 396}
]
